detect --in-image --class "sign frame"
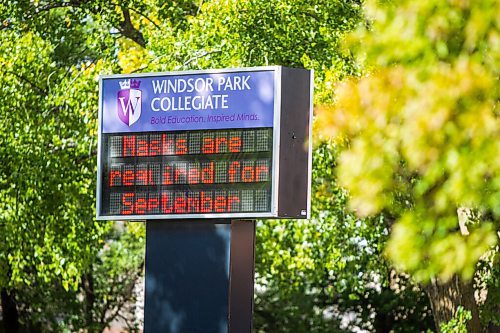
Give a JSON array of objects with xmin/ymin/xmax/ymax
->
[{"xmin": 96, "ymin": 66, "xmax": 312, "ymax": 220}]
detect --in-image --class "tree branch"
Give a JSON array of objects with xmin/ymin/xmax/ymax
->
[
  {"xmin": 5, "ymin": 71, "xmax": 48, "ymax": 96},
  {"xmin": 179, "ymin": 50, "xmax": 222, "ymax": 69},
  {"xmin": 26, "ymin": 0, "xmax": 83, "ymax": 20},
  {"xmin": 197, "ymin": 0, "xmax": 205, "ymax": 14},
  {"xmin": 118, "ymin": 6, "xmax": 146, "ymax": 48},
  {"xmin": 20, "ymin": 1, "xmax": 150, "ymax": 48},
  {"xmin": 126, "ymin": 5, "xmax": 161, "ymax": 30},
  {"xmin": 107, "ymin": 1, "xmax": 161, "ymax": 30}
]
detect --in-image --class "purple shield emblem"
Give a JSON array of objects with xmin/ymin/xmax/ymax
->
[{"xmin": 117, "ymin": 80, "xmax": 142, "ymax": 126}]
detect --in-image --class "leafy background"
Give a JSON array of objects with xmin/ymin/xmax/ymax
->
[{"xmin": 0, "ymin": 0, "xmax": 497, "ymax": 332}]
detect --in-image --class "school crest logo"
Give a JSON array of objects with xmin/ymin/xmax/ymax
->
[{"xmin": 117, "ymin": 79, "xmax": 142, "ymax": 126}]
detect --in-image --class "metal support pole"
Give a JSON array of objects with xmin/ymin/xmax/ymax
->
[{"xmin": 228, "ymin": 220, "xmax": 256, "ymax": 333}]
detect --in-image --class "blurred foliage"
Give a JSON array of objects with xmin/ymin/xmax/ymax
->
[
  {"xmin": 0, "ymin": 29, "xmax": 109, "ymax": 292},
  {"xmin": 0, "ymin": 2, "xmax": 144, "ymax": 331},
  {"xmin": 477, "ymin": 246, "xmax": 500, "ymax": 327},
  {"xmin": 123, "ymin": 1, "xmax": 435, "ymax": 330},
  {"xmin": 317, "ymin": 0, "xmax": 499, "ymax": 283},
  {"xmin": 254, "ymin": 142, "xmax": 434, "ymax": 332},
  {"xmin": 7, "ymin": 224, "xmax": 145, "ymax": 332},
  {"xmin": 1, "ymin": 0, "xmax": 489, "ymax": 332}
]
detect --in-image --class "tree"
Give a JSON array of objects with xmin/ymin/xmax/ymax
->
[
  {"xmin": 317, "ymin": 0, "xmax": 499, "ymax": 330},
  {"xmin": 135, "ymin": 1, "xmax": 436, "ymax": 331},
  {"xmin": 0, "ymin": 2, "xmax": 147, "ymax": 331},
  {"xmin": 254, "ymin": 142, "xmax": 435, "ymax": 332},
  {"xmin": 0, "ymin": 0, "xmax": 453, "ymax": 331},
  {"xmin": 0, "ymin": 29, "xmax": 108, "ymax": 332}
]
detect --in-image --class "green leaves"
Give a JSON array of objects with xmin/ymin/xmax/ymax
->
[
  {"xmin": 0, "ymin": 9, "xmax": 112, "ymax": 317},
  {"xmin": 317, "ymin": 0, "xmax": 499, "ymax": 282},
  {"xmin": 440, "ymin": 306, "xmax": 472, "ymax": 333},
  {"xmin": 254, "ymin": 143, "xmax": 433, "ymax": 332},
  {"xmin": 0, "ymin": 0, "xmax": 452, "ymax": 331}
]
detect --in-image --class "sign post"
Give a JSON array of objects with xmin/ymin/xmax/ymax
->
[{"xmin": 97, "ymin": 66, "xmax": 313, "ymax": 332}]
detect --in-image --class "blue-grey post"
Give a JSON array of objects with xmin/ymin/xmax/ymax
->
[
  {"xmin": 144, "ymin": 221, "xmax": 231, "ymax": 333},
  {"xmin": 144, "ymin": 220, "xmax": 256, "ymax": 333}
]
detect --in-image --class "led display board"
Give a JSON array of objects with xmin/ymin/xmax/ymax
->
[{"xmin": 97, "ymin": 66, "xmax": 312, "ymax": 220}]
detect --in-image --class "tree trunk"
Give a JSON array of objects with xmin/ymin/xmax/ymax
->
[
  {"xmin": 424, "ymin": 275, "xmax": 481, "ymax": 332},
  {"xmin": 1, "ymin": 288, "xmax": 19, "ymax": 333},
  {"xmin": 82, "ymin": 271, "xmax": 96, "ymax": 332}
]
